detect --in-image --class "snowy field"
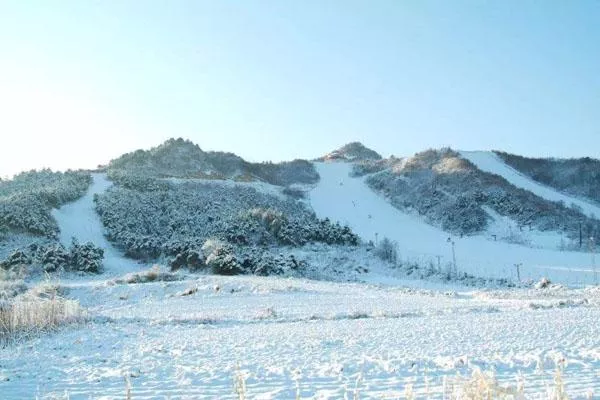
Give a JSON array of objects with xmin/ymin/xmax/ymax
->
[
  {"xmin": 2, "ymin": 274, "xmax": 600, "ymax": 399},
  {"xmin": 2, "ymin": 161, "xmax": 600, "ymax": 399}
]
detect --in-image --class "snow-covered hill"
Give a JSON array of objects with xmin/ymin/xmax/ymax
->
[
  {"xmin": 3, "ymin": 143, "xmax": 600, "ymax": 400},
  {"xmin": 108, "ymin": 138, "xmax": 318, "ymax": 187},
  {"xmin": 2, "ymin": 140, "xmax": 600, "ymax": 286},
  {"xmin": 494, "ymin": 150, "xmax": 600, "ymax": 205},
  {"xmin": 460, "ymin": 151, "xmax": 600, "ymax": 219},
  {"xmin": 310, "ymin": 161, "xmax": 598, "ymax": 285}
]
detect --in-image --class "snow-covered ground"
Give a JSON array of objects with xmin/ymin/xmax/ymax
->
[
  {"xmin": 460, "ymin": 151, "xmax": 600, "ymax": 219},
  {"xmin": 2, "ymin": 274, "xmax": 600, "ymax": 399},
  {"xmin": 483, "ymin": 206, "xmax": 566, "ymax": 250},
  {"xmin": 2, "ymin": 166, "xmax": 600, "ymax": 399},
  {"xmin": 310, "ymin": 162, "xmax": 598, "ymax": 285},
  {"xmin": 51, "ymin": 173, "xmax": 142, "ymax": 276}
]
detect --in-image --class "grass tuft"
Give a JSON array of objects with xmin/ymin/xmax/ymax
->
[
  {"xmin": 112, "ymin": 265, "xmax": 181, "ymax": 285},
  {"xmin": 0, "ymin": 294, "xmax": 83, "ymax": 346}
]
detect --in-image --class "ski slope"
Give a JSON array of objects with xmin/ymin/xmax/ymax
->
[
  {"xmin": 460, "ymin": 151, "xmax": 600, "ymax": 219},
  {"xmin": 310, "ymin": 162, "xmax": 598, "ymax": 285},
  {"xmin": 51, "ymin": 173, "xmax": 142, "ymax": 275}
]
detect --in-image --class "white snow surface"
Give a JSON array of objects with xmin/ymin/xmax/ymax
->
[
  {"xmin": 483, "ymin": 206, "xmax": 566, "ymax": 250},
  {"xmin": 310, "ymin": 162, "xmax": 598, "ymax": 285},
  {"xmin": 3, "ymin": 275, "xmax": 600, "ymax": 399},
  {"xmin": 460, "ymin": 151, "xmax": 600, "ymax": 219},
  {"xmin": 51, "ymin": 173, "xmax": 142, "ymax": 275},
  {"xmin": 2, "ymin": 167, "xmax": 600, "ymax": 398}
]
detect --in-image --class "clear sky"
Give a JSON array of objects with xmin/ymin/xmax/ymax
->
[{"xmin": 1, "ymin": 1, "xmax": 599, "ymax": 177}]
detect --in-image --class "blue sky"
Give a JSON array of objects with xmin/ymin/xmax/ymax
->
[{"xmin": 0, "ymin": 1, "xmax": 599, "ymax": 176}]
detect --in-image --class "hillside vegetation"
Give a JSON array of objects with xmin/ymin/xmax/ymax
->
[
  {"xmin": 362, "ymin": 149, "xmax": 600, "ymax": 241},
  {"xmin": 0, "ymin": 170, "xmax": 91, "ymax": 238},
  {"xmin": 317, "ymin": 141, "xmax": 383, "ymax": 162},
  {"xmin": 108, "ymin": 138, "xmax": 319, "ymax": 187},
  {"xmin": 494, "ymin": 151, "xmax": 600, "ymax": 206},
  {"xmin": 95, "ymin": 176, "xmax": 358, "ymax": 274}
]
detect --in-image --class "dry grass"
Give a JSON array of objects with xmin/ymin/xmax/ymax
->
[
  {"xmin": 176, "ymin": 286, "xmax": 198, "ymax": 297},
  {"xmin": 112, "ymin": 265, "xmax": 181, "ymax": 285},
  {"xmin": 233, "ymin": 365, "xmax": 248, "ymax": 400},
  {"xmin": 230, "ymin": 367, "xmax": 581, "ymax": 400},
  {"xmin": 444, "ymin": 370, "xmax": 522, "ymax": 399},
  {"xmin": 0, "ymin": 280, "xmax": 84, "ymax": 346},
  {"xmin": 0, "ymin": 264, "xmax": 29, "ymax": 281},
  {"xmin": 0, "ymin": 279, "xmax": 28, "ymax": 299},
  {"xmin": 442, "ymin": 368, "xmax": 574, "ymax": 400}
]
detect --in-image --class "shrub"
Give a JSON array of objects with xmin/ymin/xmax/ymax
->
[
  {"xmin": 38, "ymin": 243, "xmax": 70, "ymax": 272},
  {"xmin": 374, "ymin": 237, "xmax": 399, "ymax": 264},
  {"xmin": 0, "ymin": 240, "xmax": 104, "ymax": 274},
  {"xmin": 202, "ymin": 240, "xmax": 243, "ymax": 275},
  {"xmin": 0, "ymin": 250, "xmax": 31, "ymax": 270},
  {"xmin": 282, "ymin": 186, "xmax": 306, "ymax": 199},
  {"xmin": 68, "ymin": 240, "xmax": 104, "ymax": 273},
  {"xmin": 169, "ymin": 249, "xmax": 205, "ymax": 271},
  {"xmin": 237, "ymin": 248, "xmax": 305, "ymax": 276}
]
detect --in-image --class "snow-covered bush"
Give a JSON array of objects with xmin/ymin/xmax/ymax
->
[
  {"xmin": 350, "ymin": 157, "xmax": 399, "ymax": 177},
  {"xmin": 251, "ymin": 253, "xmax": 305, "ymax": 276},
  {"xmin": 282, "ymin": 186, "xmax": 306, "ymax": 199},
  {"xmin": 534, "ymin": 277, "xmax": 552, "ymax": 289},
  {"xmin": 0, "ymin": 240, "xmax": 104, "ymax": 274},
  {"xmin": 38, "ymin": 243, "xmax": 70, "ymax": 272},
  {"xmin": 0, "ymin": 250, "xmax": 31, "ymax": 270},
  {"xmin": 169, "ymin": 249, "xmax": 205, "ymax": 271},
  {"xmin": 0, "ymin": 170, "xmax": 91, "ymax": 237},
  {"xmin": 95, "ymin": 180, "xmax": 358, "ymax": 261},
  {"xmin": 202, "ymin": 240, "xmax": 243, "ymax": 275},
  {"xmin": 0, "ymin": 280, "xmax": 28, "ymax": 299},
  {"xmin": 236, "ymin": 247, "xmax": 306, "ymax": 276},
  {"xmin": 68, "ymin": 240, "xmax": 104, "ymax": 273}
]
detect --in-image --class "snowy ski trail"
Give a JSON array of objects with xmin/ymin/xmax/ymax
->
[
  {"xmin": 310, "ymin": 162, "xmax": 598, "ymax": 285},
  {"xmin": 460, "ymin": 151, "xmax": 600, "ymax": 219},
  {"xmin": 51, "ymin": 173, "xmax": 142, "ymax": 275}
]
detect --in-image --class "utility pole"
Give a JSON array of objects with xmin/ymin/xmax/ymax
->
[
  {"xmin": 514, "ymin": 263, "xmax": 522, "ymax": 283},
  {"xmin": 447, "ymin": 237, "xmax": 457, "ymax": 277},
  {"xmin": 590, "ymin": 236, "xmax": 597, "ymax": 285}
]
